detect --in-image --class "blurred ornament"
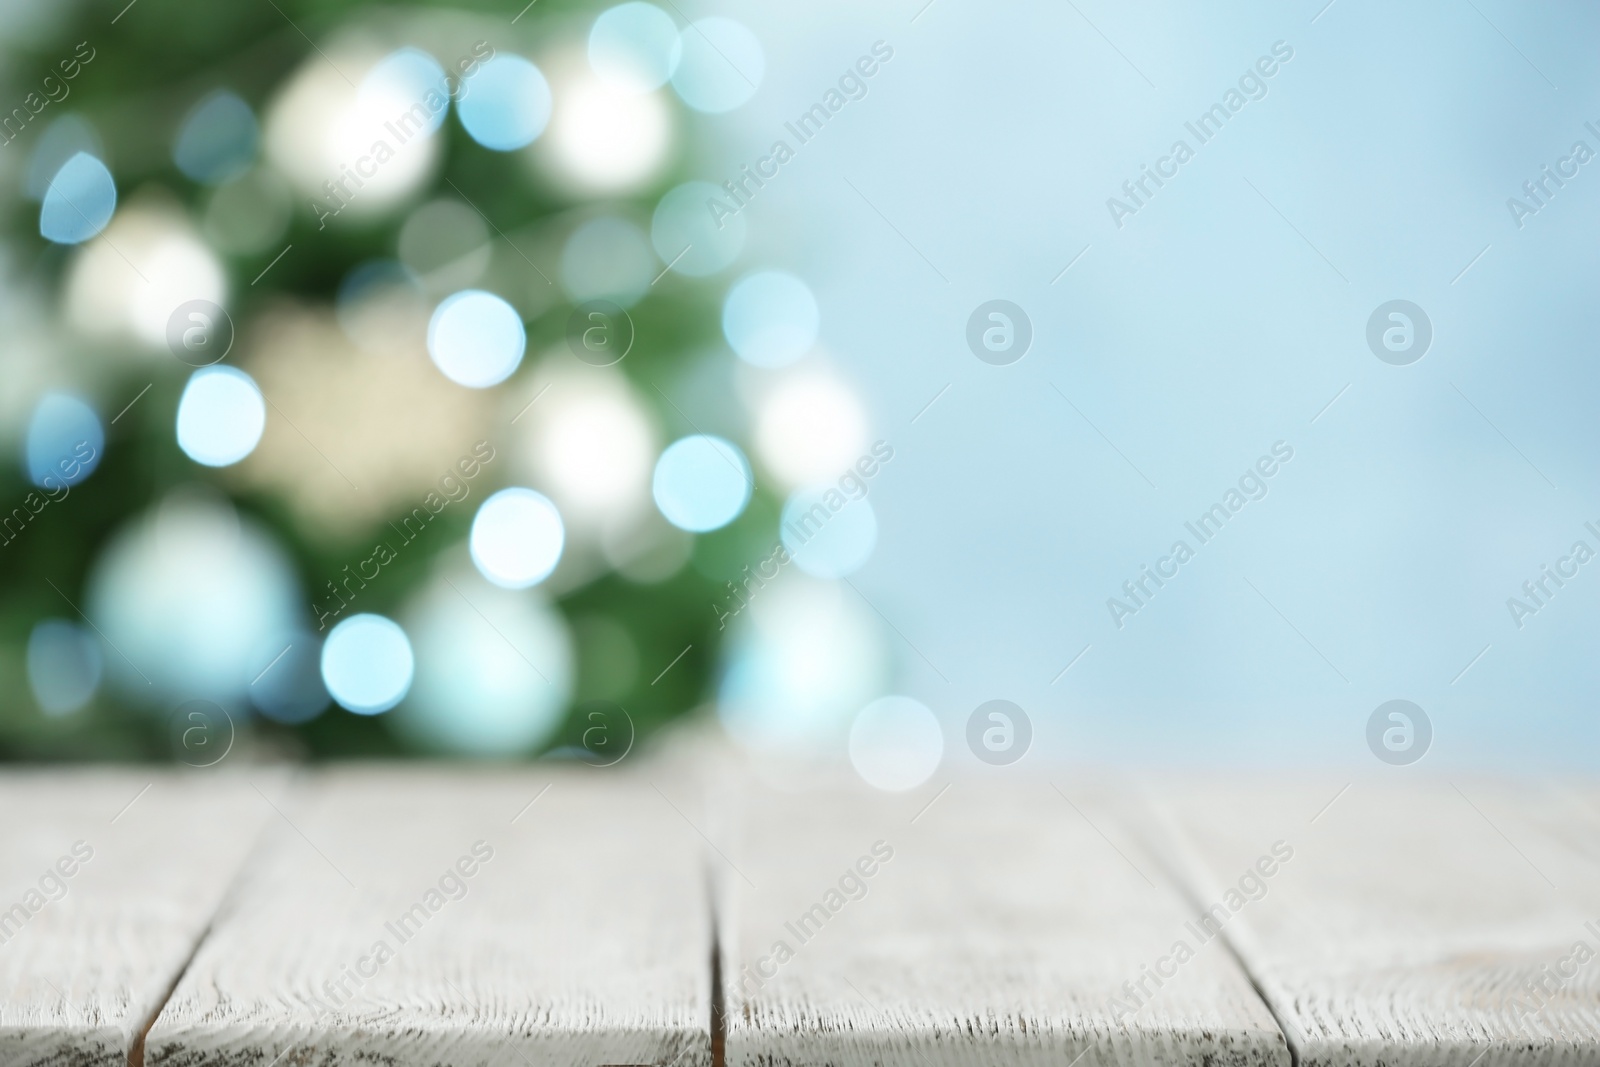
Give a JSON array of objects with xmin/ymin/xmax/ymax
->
[{"xmin": 233, "ymin": 306, "xmax": 493, "ymax": 539}]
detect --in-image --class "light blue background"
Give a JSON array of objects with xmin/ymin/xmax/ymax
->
[{"xmin": 705, "ymin": 0, "xmax": 1600, "ymax": 770}]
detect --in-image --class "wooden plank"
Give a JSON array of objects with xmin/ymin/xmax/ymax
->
[
  {"xmin": 716, "ymin": 770, "xmax": 1291, "ymax": 1067},
  {"xmin": 145, "ymin": 765, "xmax": 713, "ymax": 1067},
  {"xmin": 0, "ymin": 769, "xmax": 278, "ymax": 1067},
  {"xmin": 1147, "ymin": 776, "xmax": 1600, "ymax": 1067}
]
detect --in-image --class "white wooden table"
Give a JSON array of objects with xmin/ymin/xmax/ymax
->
[{"xmin": 0, "ymin": 759, "xmax": 1595, "ymax": 1067}]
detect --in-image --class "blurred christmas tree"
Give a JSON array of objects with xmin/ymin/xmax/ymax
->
[{"xmin": 0, "ymin": 0, "xmax": 781, "ymax": 762}]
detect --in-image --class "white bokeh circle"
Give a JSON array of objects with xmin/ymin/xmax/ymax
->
[{"xmin": 849, "ymin": 696, "xmax": 944, "ymax": 791}]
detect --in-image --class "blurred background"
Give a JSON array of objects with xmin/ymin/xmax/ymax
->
[{"xmin": 0, "ymin": 0, "xmax": 1595, "ymax": 777}]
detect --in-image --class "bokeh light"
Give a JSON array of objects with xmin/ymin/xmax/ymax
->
[
  {"xmin": 398, "ymin": 199, "xmax": 491, "ymax": 293},
  {"xmin": 651, "ymin": 181, "xmax": 744, "ymax": 277},
  {"xmin": 652, "ymin": 434, "xmax": 752, "ymax": 532},
  {"xmin": 781, "ymin": 488, "xmax": 878, "ymax": 579},
  {"xmin": 670, "ymin": 17, "xmax": 764, "ymax": 113},
  {"xmin": 589, "ymin": 2, "xmax": 682, "ymax": 93},
  {"xmin": 470, "ymin": 488, "xmax": 565, "ymax": 588},
  {"xmin": 176, "ymin": 366, "xmax": 266, "ymax": 468},
  {"xmin": 518, "ymin": 368, "xmax": 657, "ymax": 524},
  {"xmin": 427, "ymin": 289, "xmax": 525, "ymax": 388},
  {"xmin": 559, "ymin": 215, "xmax": 655, "ymax": 306},
  {"xmin": 457, "ymin": 55, "xmax": 551, "ymax": 151},
  {"xmin": 395, "ymin": 572, "xmax": 573, "ymax": 756},
  {"xmin": 361, "ymin": 48, "xmax": 450, "ymax": 138},
  {"xmin": 25, "ymin": 391, "xmax": 103, "ymax": 489},
  {"xmin": 26, "ymin": 619, "xmax": 102, "ymax": 716},
  {"xmin": 263, "ymin": 51, "xmax": 439, "ymax": 218},
  {"xmin": 39, "ymin": 152, "xmax": 116, "ymax": 244},
  {"xmin": 754, "ymin": 367, "xmax": 870, "ymax": 488},
  {"xmin": 542, "ymin": 72, "xmax": 671, "ymax": 193},
  {"xmin": 848, "ymin": 696, "xmax": 944, "ymax": 792},
  {"xmin": 87, "ymin": 492, "xmax": 301, "ymax": 702},
  {"xmin": 722, "ymin": 270, "xmax": 819, "ymax": 368},
  {"xmin": 601, "ymin": 507, "xmax": 693, "ymax": 582},
  {"xmin": 173, "ymin": 90, "xmax": 258, "ymax": 184},
  {"xmin": 64, "ymin": 203, "xmax": 226, "ymax": 350},
  {"xmin": 202, "ymin": 167, "xmax": 292, "ymax": 256},
  {"xmin": 718, "ymin": 576, "xmax": 887, "ymax": 757},
  {"xmin": 247, "ymin": 631, "xmax": 330, "ymax": 725},
  {"xmin": 321, "ymin": 613, "xmax": 414, "ymax": 715},
  {"xmin": 12, "ymin": 0, "xmax": 1600, "ymax": 783}
]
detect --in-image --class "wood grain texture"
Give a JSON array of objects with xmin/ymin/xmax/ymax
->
[
  {"xmin": 716, "ymin": 770, "xmax": 1291, "ymax": 1067},
  {"xmin": 0, "ymin": 769, "xmax": 279, "ymax": 1067},
  {"xmin": 145, "ymin": 765, "xmax": 713, "ymax": 1067},
  {"xmin": 1148, "ymin": 776, "xmax": 1600, "ymax": 1067}
]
